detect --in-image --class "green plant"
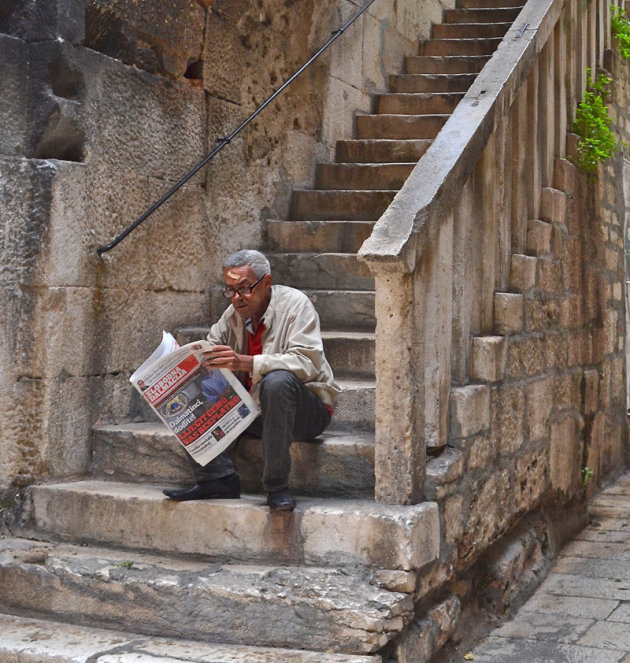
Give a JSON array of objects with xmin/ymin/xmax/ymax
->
[
  {"xmin": 573, "ymin": 69, "xmax": 623, "ymax": 173},
  {"xmin": 611, "ymin": 4, "xmax": 630, "ymax": 60},
  {"xmin": 581, "ymin": 466, "xmax": 594, "ymax": 487},
  {"xmin": 116, "ymin": 560, "xmax": 134, "ymax": 568}
]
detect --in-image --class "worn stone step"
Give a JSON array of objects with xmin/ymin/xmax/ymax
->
[
  {"xmin": 355, "ymin": 114, "xmax": 448, "ymax": 140},
  {"xmin": 432, "ymin": 22, "xmax": 512, "ymax": 39},
  {"xmin": 389, "ymin": 73, "xmax": 476, "ymax": 93},
  {"xmin": 290, "ymin": 189, "xmax": 396, "ymax": 220},
  {"xmin": 315, "ymin": 162, "xmax": 415, "ymax": 190},
  {"xmin": 335, "ymin": 138, "xmax": 431, "ymax": 163},
  {"xmin": 405, "ymin": 55, "xmax": 490, "ymax": 74},
  {"xmin": 92, "ymin": 422, "xmax": 376, "ymax": 497},
  {"xmin": 0, "ymin": 613, "xmax": 382, "ymax": 663},
  {"xmin": 303, "ymin": 289, "xmax": 375, "ymax": 331},
  {"xmin": 445, "ymin": 7, "xmax": 522, "ymax": 22},
  {"xmin": 267, "ymin": 252, "xmax": 374, "ymax": 290},
  {"xmin": 0, "ymin": 537, "xmax": 417, "ymax": 654},
  {"xmin": 418, "ymin": 38, "xmax": 502, "ymax": 56},
  {"xmin": 267, "ymin": 219, "xmax": 375, "ymax": 253},
  {"xmin": 21, "ymin": 482, "xmax": 439, "ymax": 570},
  {"xmin": 376, "ymin": 92, "xmax": 463, "ymax": 114}
]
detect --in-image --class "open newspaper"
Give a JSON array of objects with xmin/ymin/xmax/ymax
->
[{"xmin": 130, "ymin": 331, "xmax": 259, "ymax": 466}]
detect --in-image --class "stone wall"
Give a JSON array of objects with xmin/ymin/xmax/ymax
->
[{"xmin": 0, "ymin": 0, "xmax": 451, "ymax": 491}]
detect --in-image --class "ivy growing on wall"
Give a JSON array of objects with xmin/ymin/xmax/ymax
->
[
  {"xmin": 572, "ymin": 69, "xmax": 623, "ymax": 173},
  {"xmin": 611, "ymin": 4, "xmax": 630, "ymax": 60}
]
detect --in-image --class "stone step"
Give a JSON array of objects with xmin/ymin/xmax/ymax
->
[
  {"xmin": 267, "ymin": 219, "xmax": 375, "ymax": 253},
  {"xmin": 355, "ymin": 114, "xmax": 448, "ymax": 140},
  {"xmin": 315, "ymin": 162, "xmax": 415, "ymax": 190},
  {"xmin": 0, "ymin": 536, "xmax": 417, "ymax": 654},
  {"xmin": 92, "ymin": 422, "xmax": 376, "ymax": 496},
  {"xmin": 432, "ymin": 21, "xmax": 512, "ymax": 39},
  {"xmin": 268, "ymin": 252, "xmax": 374, "ymax": 291},
  {"xmin": 0, "ymin": 613, "xmax": 382, "ymax": 663},
  {"xmin": 335, "ymin": 138, "xmax": 432, "ymax": 163},
  {"xmin": 21, "ymin": 482, "xmax": 439, "ymax": 570},
  {"xmin": 389, "ymin": 73, "xmax": 476, "ymax": 93},
  {"xmin": 303, "ymin": 289, "xmax": 376, "ymax": 331},
  {"xmin": 405, "ymin": 55, "xmax": 490, "ymax": 74},
  {"xmin": 444, "ymin": 7, "xmax": 522, "ymax": 22},
  {"xmin": 459, "ymin": 0, "xmax": 524, "ymax": 9},
  {"xmin": 290, "ymin": 189, "xmax": 396, "ymax": 220},
  {"xmin": 175, "ymin": 324, "xmax": 375, "ymax": 376},
  {"xmin": 376, "ymin": 92, "xmax": 463, "ymax": 114},
  {"xmin": 418, "ymin": 38, "xmax": 502, "ymax": 56}
]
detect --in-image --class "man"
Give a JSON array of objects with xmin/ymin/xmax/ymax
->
[{"xmin": 163, "ymin": 249, "xmax": 340, "ymax": 510}]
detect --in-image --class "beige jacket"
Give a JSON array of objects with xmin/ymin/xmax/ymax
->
[{"xmin": 207, "ymin": 285, "xmax": 341, "ymax": 408}]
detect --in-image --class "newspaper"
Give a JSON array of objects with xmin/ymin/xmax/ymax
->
[{"xmin": 130, "ymin": 331, "xmax": 259, "ymax": 466}]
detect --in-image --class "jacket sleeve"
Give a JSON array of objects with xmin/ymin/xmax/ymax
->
[
  {"xmin": 206, "ymin": 309, "xmax": 235, "ymax": 347},
  {"xmin": 251, "ymin": 300, "xmax": 325, "ymax": 384}
]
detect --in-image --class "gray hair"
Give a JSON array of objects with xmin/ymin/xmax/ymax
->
[{"xmin": 224, "ymin": 249, "xmax": 271, "ymax": 279}]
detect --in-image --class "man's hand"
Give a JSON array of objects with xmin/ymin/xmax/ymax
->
[{"xmin": 202, "ymin": 346, "xmax": 254, "ymax": 373}]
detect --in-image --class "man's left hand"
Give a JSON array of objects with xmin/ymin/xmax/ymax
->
[{"xmin": 202, "ymin": 345, "xmax": 254, "ymax": 373}]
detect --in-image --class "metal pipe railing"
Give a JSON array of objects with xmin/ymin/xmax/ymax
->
[{"xmin": 96, "ymin": 0, "xmax": 377, "ymax": 256}]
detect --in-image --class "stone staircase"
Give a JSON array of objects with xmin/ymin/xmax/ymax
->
[{"xmin": 0, "ymin": 2, "xmax": 524, "ymax": 661}]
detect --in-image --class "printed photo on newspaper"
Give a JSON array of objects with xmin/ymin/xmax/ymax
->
[{"xmin": 130, "ymin": 331, "xmax": 259, "ymax": 466}]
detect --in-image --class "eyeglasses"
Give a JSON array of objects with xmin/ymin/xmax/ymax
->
[{"xmin": 221, "ymin": 274, "xmax": 265, "ymax": 299}]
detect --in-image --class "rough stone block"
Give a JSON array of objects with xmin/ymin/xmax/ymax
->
[
  {"xmin": 494, "ymin": 292, "xmax": 523, "ymax": 335},
  {"xmin": 554, "ymin": 372, "xmax": 582, "ymax": 412},
  {"xmin": 443, "ymin": 495, "xmax": 464, "ymax": 544},
  {"xmin": 544, "ymin": 331, "xmax": 568, "ymax": 370},
  {"xmin": 525, "ymin": 296, "xmax": 560, "ymax": 332},
  {"xmin": 491, "ymin": 385, "xmax": 525, "ymax": 455},
  {"xmin": 553, "ymin": 157, "xmax": 577, "ymax": 195},
  {"xmin": 549, "ymin": 416, "xmax": 579, "ymax": 494},
  {"xmin": 562, "ymin": 236, "xmax": 583, "ymax": 291},
  {"xmin": 526, "ymin": 219, "xmax": 552, "ymax": 256},
  {"xmin": 0, "ymin": 35, "xmax": 28, "ymax": 157},
  {"xmin": 449, "ymin": 385, "xmax": 490, "ymax": 439},
  {"xmin": 424, "ymin": 448, "xmax": 464, "ymax": 500},
  {"xmin": 525, "ymin": 377, "xmax": 553, "ymax": 442},
  {"xmin": 536, "ymin": 258, "xmax": 562, "ymax": 295},
  {"xmin": 470, "ymin": 336, "xmax": 507, "ymax": 383},
  {"xmin": 85, "ymin": 0, "xmax": 204, "ymax": 79},
  {"xmin": 514, "ymin": 444, "xmax": 548, "ymax": 511},
  {"xmin": 467, "ymin": 433, "xmax": 493, "ymax": 469},
  {"xmin": 509, "ymin": 254, "xmax": 537, "ymax": 293},
  {"xmin": 568, "ymin": 330, "xmax": 591, "ymax": 367},
  {"xmin": 507, "ymin": 336, "xmax": 544, "ymax": 379},
  {"xmin": 560, "ymin": 294, "xmax": 583, "ymax": 329},
  {"xmin": 396, "ymin": 596, "xmax": 461, "ymax": 663},
  {"xmin": 540, "ymin": 187, "xmax": 567, "ymax": 224},
  {"xmin": 0, "ymin": 0, "xmax": 85, "ymax": 43},
  {"xmin": 583, "ymin": 369, "xmax": 599, "ymax": 415}
]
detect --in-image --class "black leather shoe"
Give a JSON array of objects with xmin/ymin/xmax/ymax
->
[
  {"xmin": 162, "ymin": 474, "xmax": 240, "ymax": 501},
  {"xmin": 266, "ymin": 488, "xmax": 296, "ymax": 511}
]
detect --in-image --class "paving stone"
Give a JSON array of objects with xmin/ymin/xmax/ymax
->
[
  {"xmin": 537, "ymin": 573, "xmax": 630, "ymax": 602},
  {"xmin": 578, "ymin": 621, "xmax": 630, "ymax": 650},
  {"xmin": 520, "ymin": 593, "xmax": 619, "ymax": 621},
  {"xmin": 471, "ymin": 636, "xmax": 628, "ymax": 662},
  {"xmin": 492, "ymin": 611, "xmax": 594, "ymax": 644},
  {"xmin": 609, "ymin": 603, "xmax": 630, "ymax": 623}
]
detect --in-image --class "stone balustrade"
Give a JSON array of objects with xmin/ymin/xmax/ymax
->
[{"xmin": 359, "ymin": 0, "xmax": 619, "ymax": 504}]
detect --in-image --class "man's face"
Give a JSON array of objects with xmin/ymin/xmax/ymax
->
[{"xmin": 223, "ymin": 264, "xmax": 271, "ymax": 321}]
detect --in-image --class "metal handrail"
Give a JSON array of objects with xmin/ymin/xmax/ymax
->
[{"xmin": 96, "ymin": 0, "xmax": 377, "ymax": 256}]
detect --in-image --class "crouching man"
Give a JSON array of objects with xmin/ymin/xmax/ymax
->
[{"xmin": 163, "ymin": 249, "xmax": 340, "ymax": 511}]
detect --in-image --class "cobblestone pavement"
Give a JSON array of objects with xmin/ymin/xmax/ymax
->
[{"xmin": 467, "ymin": 472, "xmax": 630, "ymax": 662}]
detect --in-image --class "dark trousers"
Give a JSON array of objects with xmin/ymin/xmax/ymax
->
[{"xmin": 191, "ymin": 370, "xmax": 331, "ymax": 492}]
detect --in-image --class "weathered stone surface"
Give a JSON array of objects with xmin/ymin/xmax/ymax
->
[
  {"xmin": 514, "ymin": 444, "xmax": 548, "ymax": 511},
  {"xmin": 449, "ymin": 385, "xmax": 490, "ymax": 439},
  {"xmin": 25, "ymin": 480, "xmax": 438, "ymax": 570},
  {"xmin": 0, "ymin": 36, "xmax": 28, "ymax": 157},
  {"xmin": 491, "ymin": 385, "xmax": 524, "ymax": 455},
  {"xmin": 509, "ymin": 253, "xmax": 537, "ymax": 292},
  {"xmin": 549, "ymin": 416, "xmax": 579, "ymax": 494},
  {"xmin": 494, "ymin": 292, "xmax": 523, "ymax": 334},
  {"xmin": 0, "ymin": 613, "xmax": 381, "ymax": 663},
  {"xmin": 525, "ymin": 377, "xmax": 553, "ymax": 442},
  {"xmin": 0, "ymin": 0, "xmax": 85, "ymax": 42},
  {"xmin": 0, "ymin": 537, "xmax": 413, "ymax": 654},
  {"xmin": 470, "ymin": 336, "xmax": 507, "ymax": 383},
  {"xmin": 424, "ymin": 448, "xmax": 464, "ymax": 500},
  {"xmin": 526, "ymin": 219, "xmax": 552, "ymax": 255}
]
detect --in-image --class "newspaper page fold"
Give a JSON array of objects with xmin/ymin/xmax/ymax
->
[{"xmin": 130, "ymin": 332, "xmax": 259, "ymax": 466}]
